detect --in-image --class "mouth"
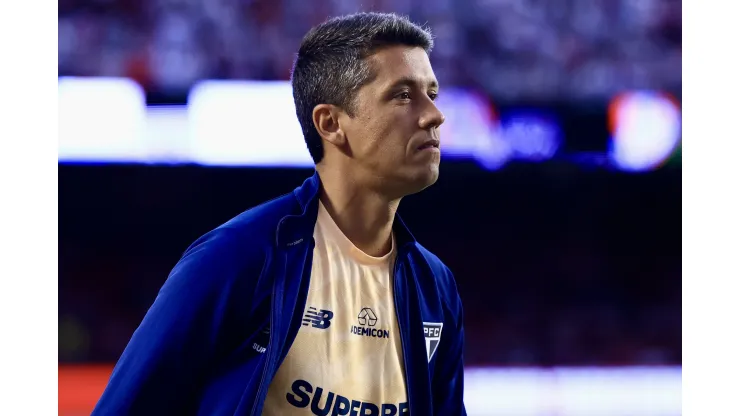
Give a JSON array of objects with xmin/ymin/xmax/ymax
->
[{"xmin": 417, "ymin": 139, "xmax": 440, "ymax": 151}]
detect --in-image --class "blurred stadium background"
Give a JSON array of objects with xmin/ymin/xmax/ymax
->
[{"xmin": 58, "ymin": 0, "xmax": 682, "ymax": 415}]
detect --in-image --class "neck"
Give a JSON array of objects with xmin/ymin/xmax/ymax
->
[{"xmin": 316, "ymin": 167, "xmax": 400, "ymax": 257}]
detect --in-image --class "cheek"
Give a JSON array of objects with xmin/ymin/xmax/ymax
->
[
  {"xmin": 366, "ymin": 114, "xmax": 410, "ymax": 158},
  {"xmin": 353, "ymin": 118, "xmax": 386, "ymax": 156}
]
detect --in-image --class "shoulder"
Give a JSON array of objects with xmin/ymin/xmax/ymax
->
[
  {"xmin": 216, "ymin": 191, "xmax": 301, "ymax": 244},
  {"xmin": 413, "ymin": 244, "xmax": 456, "ymax": 286},
  {"xmin": 172, "ymin": 191, "xmax": 300, "ymax": 284},
  {"xmin": 196, "ymin": 190, "xmax": 299, "ymax": 250},
  {"xmin": 411, "ymin": 243, "xmax": 462, "ymax": 308}
]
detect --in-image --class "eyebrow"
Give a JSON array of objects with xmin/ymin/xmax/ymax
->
[{"xmin": 386, "ymin": 76, "xmax": 439, "ymax": 92}]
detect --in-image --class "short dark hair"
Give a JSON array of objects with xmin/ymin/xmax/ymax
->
[{"xmin": 291, "ymin": 12, "xmax": 434, "ymax": 164}]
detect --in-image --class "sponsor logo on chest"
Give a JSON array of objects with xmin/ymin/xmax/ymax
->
[{"xmin": 350, "ymin": 307, "xmax": 390, "ymax": 339}]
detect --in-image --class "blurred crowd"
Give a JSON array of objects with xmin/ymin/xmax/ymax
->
[
  {"xmin": 58, "ymin": 0, "xmax": 682, "ymax": 102},
  {"xmin": 58, "ymin": 166, "xmax": 681, "ymax": 366}
]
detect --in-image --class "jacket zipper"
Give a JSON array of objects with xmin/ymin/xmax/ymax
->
[
  {"xmin": 249, "ymin": 283, "xmax": 276, "ymax": 416},
  {"xmin": 249, "ymin": 240, "xmax": 313, "ymax": 416},
  {"xmin": 392, "ymin": 250, "xmax": 412, "ymax": 415}
]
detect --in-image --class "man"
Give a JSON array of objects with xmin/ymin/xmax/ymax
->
[{"xmin": 93, "ymin": 12, "xmax": 466, "ymax": 416}]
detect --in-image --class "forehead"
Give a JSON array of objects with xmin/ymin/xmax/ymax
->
[{"xmin": 365, "ymin": 45, "xmax": 438, "ymax": 90}]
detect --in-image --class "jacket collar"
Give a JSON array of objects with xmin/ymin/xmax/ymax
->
[{"xmin": 276, "ymin": 171, "xmax": 417, "ymax": 249}]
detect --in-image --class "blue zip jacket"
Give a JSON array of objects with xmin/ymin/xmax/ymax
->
[{"xmin": 93, "ymin": 172, "xmax": 466, "ymax": 416}]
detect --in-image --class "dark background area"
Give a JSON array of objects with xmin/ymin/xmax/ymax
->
[{"xmin": 59, "ymin": 162, "xmax": 681, "ymax": 367}]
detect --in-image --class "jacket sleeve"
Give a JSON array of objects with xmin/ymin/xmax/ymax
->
[
  {"xmin": 433, "ymin": 269, "xmax": 467, "ymax": 416},
  {"xmin": 92, "ymin": 229, "xmax": 259, "ymax": 415}
]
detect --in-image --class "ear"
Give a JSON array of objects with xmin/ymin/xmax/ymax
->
[{"xmin": 312, "ymin": 104, "xmax": 346, "ymax": 148}]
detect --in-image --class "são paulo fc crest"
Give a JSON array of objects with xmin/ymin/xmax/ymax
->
[{"xmin": 423, "ymin": 322, "xmax": 443, "ymax": 362}]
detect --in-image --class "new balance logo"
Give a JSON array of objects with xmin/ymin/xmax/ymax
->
[{"xmin": 302, "ymin": 306, "xmax": 334, "ymax": 329}]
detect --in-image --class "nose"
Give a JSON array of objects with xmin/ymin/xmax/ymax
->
[{"xmin": 419, "ymin": 100, "xmax": 445, "ymax": 130}]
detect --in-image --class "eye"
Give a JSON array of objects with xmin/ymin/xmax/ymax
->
[
  {"xmin": 428, "ymin": 92, "xmax": 439, "ymax": 101},
  {"xmin": 396, "ymin": 91, "xmax": 412, "ymax": 101}
]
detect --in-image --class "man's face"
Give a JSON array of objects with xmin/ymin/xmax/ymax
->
[{"xmin": 339, "ymin": 45, "xmax": 445, "ymax": 198}]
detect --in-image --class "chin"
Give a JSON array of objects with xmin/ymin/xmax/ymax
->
[{"xmin": 403, "ymin": 164, "xmax": 440, "ymax": 196}]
